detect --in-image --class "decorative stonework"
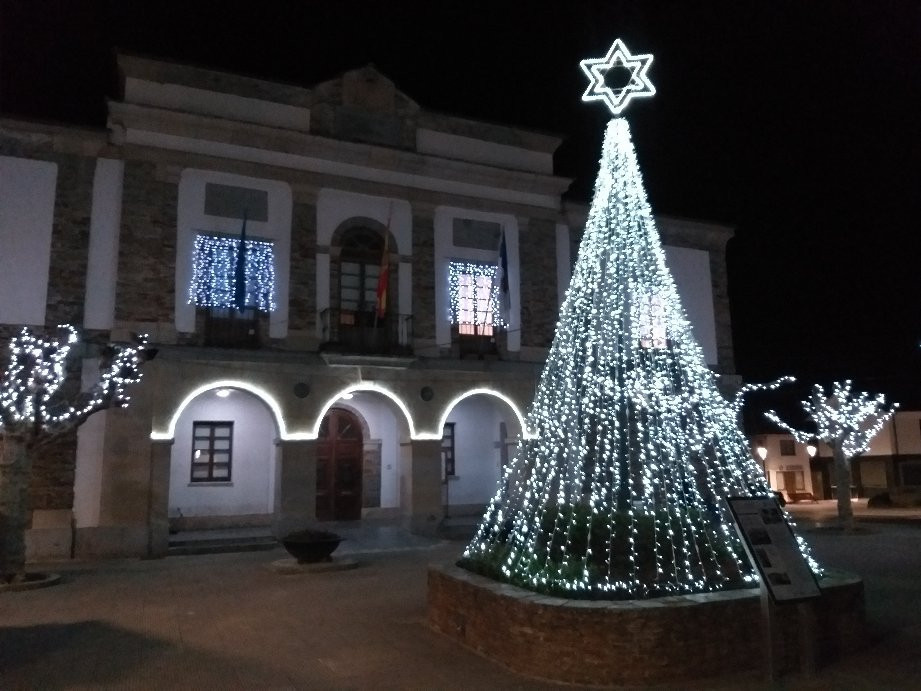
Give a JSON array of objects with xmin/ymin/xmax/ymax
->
[{"xmin": 428, "ymin": 563, "xmax": 865, "ymax": 687}]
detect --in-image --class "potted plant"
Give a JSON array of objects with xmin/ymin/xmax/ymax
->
[{"xmin": 280, "ymin": 528, "xmax": 342, "ymax": 563}]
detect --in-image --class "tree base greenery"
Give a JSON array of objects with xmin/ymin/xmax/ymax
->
[{"xmin": 460, "ymin": 503, "xmax": 754, "ymax": 601}]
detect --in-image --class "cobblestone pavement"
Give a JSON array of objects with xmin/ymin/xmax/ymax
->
[{"xmin": 2, "ymin": 511, "xmax": 921, "ymax": 690}]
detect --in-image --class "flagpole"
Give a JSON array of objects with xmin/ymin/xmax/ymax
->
[
  {"xmin": 374, "ymin": 203, "xmax": 393, "ymax": 330},
  {"xmin": 234, "ymin": 210, "xmax": 248, "ymax": 313}
]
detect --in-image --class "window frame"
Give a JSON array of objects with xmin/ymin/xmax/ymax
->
[
  {"xmin": 779, "ymin": 439, "xmax": 797, "ymax": 456},
  {"xmin": 191, "ymin": 421, "xmax": 234, "ymax": 483}
]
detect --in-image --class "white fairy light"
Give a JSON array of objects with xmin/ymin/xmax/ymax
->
[
  {"xmin": 460, "ymin": 52, "xmax": 819, "ymax": 599},
  {"xmin": 189, "ymin": 234, "xmax": 277, "ymax": 311},
  {"xmin": 765, "ymin": 380, "xmax": 897, "ymax": 460},
  {"xmin": 0, "ymin": 325, "xmax": 147, "ymax": 439},
  {"xmin": 447, "ymin": 261, "xmax": 505, "ymax": 329}
]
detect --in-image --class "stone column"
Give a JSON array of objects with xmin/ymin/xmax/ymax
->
[
  {"xmin": 403, "ymin": 438, "xmax": 443, "ymax": 536},
  {"xmin": 273, "ymin": 439, "xmax": 317, "ymax": 538},
  {"xmin": 146, "ymin": 439, "xmax": 174, "ymax": 558}
]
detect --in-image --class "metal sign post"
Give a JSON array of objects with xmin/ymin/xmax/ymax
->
[{"xmin": 728, "ymin": 496, "xmax": 822, "ymax": 681}]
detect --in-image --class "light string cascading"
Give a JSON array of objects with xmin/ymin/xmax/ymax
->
[
  {"xmin": 0, "ymin": 325, "xmax": 147, "ymax": 439},
  {"xmin": 447, "ymin": 261, "xmax": 505, "ymax": 329},
  {"xmin": 189, "ymin": 234, "xmax": 277, "ymax": 311},
  {"xmin": 766, "ymin": 380, "xmax": 897, "ymax": 460},
  {"xmin": 460, "ymin": 115, "xmax": 821, "ymax": 600}
]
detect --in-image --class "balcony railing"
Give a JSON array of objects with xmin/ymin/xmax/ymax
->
[
  {"xmin": 453, "ymin": 323, "xmax": 504, "ymax": 359},
  {"xmin": 320, "ymin": 308, "xmax": 413, "ymax": 357},
  {"xmin": 204, "ymin": 308, "xmax": 262, "ymax": 349}
]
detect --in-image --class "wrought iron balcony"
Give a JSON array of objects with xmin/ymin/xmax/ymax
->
[
  {"xmin": 453, "ymin": 323, "xmax": 504, "ymax": 359},
  {"xmin": 203, "ymin": 308, "xmax": 263, "ymax": 349},
  {"xmin": 320, "ymin": 308, "xmax": 413, "ymax": 357}
]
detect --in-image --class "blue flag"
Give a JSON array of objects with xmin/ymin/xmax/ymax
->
[{"xmin": 496, "ymin": 230, "xmax": 510, "ymax": 323}]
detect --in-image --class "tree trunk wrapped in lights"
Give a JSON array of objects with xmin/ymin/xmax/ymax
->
[
  {"xmin": 459, "ymin": 39, "xmax": 820, "ymax": 599},
  {"xmin": 0, "ymin": 325, "xmax": 149, "ymax": 583}
]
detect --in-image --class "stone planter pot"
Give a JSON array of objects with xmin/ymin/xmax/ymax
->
[{"xmin": 280, "ymin": 529, "xmax": 342, "ymax": 563}]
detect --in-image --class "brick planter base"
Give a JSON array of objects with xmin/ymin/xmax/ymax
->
[{"xmin": 428, "ymin": 564, "xmax": 865, "ymax": 687}]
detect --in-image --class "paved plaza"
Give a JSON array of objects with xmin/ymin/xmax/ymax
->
[{"xmin": 2, "ymin": 506, "xmax": 921, "ymax": 690}]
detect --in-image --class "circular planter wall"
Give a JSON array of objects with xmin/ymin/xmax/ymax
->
[{"xmin": 428, "ymin": 564, "xmax": 864, "ymax": 687}]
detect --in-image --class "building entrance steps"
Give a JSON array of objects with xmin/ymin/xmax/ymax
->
[{"xmin": 168, "ymin": 527, "xmax": 277, "ymax": 556}]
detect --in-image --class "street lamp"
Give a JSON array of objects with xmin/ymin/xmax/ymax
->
[
  {"xmin": 756, "ymin": 445, "xmax": 768, "ymax": 479},
  {"xmin": 806, "ymin": 443, "xmax": 817, "ymax": 459}
]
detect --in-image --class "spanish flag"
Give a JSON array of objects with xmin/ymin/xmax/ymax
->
[{"xmin": 375, "ymin": 231, "xmax": 389, "ymax": 320}]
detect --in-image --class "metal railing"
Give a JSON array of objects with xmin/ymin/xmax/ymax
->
[{"xmin": 320, "ymin": 308, "xmax": 413, "ymax": 357}]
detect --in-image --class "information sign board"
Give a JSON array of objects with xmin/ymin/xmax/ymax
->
[{"xmin": 727, "ymin": 496, "xmax": 821, "ymax": 603}]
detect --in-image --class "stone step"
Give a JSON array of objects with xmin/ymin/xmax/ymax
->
[{"xmin": 167, "ymin": 533, "xmax": 278, "ymax": 557}]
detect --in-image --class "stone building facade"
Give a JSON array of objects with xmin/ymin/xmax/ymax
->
[{"xmin": 1, "ymin": 54, "xmax": 738, "ymax": 561}]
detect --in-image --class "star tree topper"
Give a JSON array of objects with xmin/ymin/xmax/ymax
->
[{"xmin": 580, "ymin": 38, "xmax": 655, "ymax": 115}]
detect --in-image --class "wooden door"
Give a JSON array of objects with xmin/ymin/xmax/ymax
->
[
  {"xmin": 780, "ymin": 471, "xmax": 798, "ymax": 501},
  {"xmin": 316, "ymin": 408, "xmax": 364, "ymax": 521}
]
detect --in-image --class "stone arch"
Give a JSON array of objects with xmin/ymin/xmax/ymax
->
[
  {"xmin": 317, "ymin": 387, "xmax": 415, "ymax": 515},
  {"xmin": 153, "ymin": 379, "xmax": 287, "ymax": 441},
  {"xmin": 435, "ymin": 387, "xmax": 531, "ymax": 440},
  {"xmin": 167, "ymin": 384, "xmax": 280, "ymax": 528},
  {"xmin": 436, "ymin": 387, "xmax": 530, "ymax": 513},
  {"xmin": 312, "ymin": 382, "xmax": 417, "ymax": 440}
]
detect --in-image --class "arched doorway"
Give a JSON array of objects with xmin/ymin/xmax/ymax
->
[
  {"xmin": 316, "ymin": 407, "xmax": 364, "ymax": 521},
  {"xmin": 166, "ymin": 387, "xmax": 278, "ymax": 529}
]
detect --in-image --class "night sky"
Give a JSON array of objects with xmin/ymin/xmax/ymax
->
[{"xmin": 3, "ymin": 0, "xmax": 920, "ymax": 415}]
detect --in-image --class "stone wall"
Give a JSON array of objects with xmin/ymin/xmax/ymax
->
[
  {"xmin": 428, "ymin": 564, "xmax": 865, "ymax": 687},
  {"xmin": 45, "ymin": 154, "xmax": 94, "ymax": 327},
  {"xmin": 288, "ymin": 201, "xmax": 317, "ymax": 331},
  {"xmin": 0, "ymin": 135, "xmax": 95, "ymax": 516},
  {"xmin": 411, "ymin": 212, "xmax": 436, "ymax": 343},
  {"xmin": 518, "ymin": 217, "xmax": 559, "ymax": 349},
  {"xmin": 116, "ymin": 160, "xmax": 177, "ymax": 325}
]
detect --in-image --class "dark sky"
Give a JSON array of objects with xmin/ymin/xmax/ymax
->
[{"xmin": 3, "ymin": 0, "xmax": 921, "ymax": 410}]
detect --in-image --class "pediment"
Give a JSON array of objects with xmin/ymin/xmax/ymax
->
[{"xmin": 310, "ymin": 64, "xmax": 419, "ymax": 116}]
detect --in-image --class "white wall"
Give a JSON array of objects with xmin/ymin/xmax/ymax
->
[
  {"xmin": 753, "ymin": 434, "xmax": 816, "ymax": 496},
  {"xmin": 83, "ymin": 158, "xmax": 124, "ymax": 329},
  {"xmin": 663, "ymin": 245, "xmax": 718, "ymax": 365},
  {"xmin": 0, "ymin": 156, "xmax": 57, "ymax": 325},
  {"xmin": 447, "ymin": 395, "xmax": 519, "ymax": 506},
  {"xmin": 347, "ymin": 394, "xmax": 402, "ymax": 509},
  {"xmin": 168, "ymin": 389, "xmax": 277, "ymax": 517},
  {"xmin": 868, "ymin": 412, "xmax": 921, "ymax": 456}
]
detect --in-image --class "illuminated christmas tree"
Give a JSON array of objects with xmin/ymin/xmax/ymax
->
[{"xmin": 460, "ymin": 39, "xmax": 818, "ymax": 599}]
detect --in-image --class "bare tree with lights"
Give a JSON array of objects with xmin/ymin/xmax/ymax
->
[
  {"xmin": 0, "ymin": 325, "xmax": 148, "ymax": 584},
  {"xmin": 460, "ymin": 40, "xmax": 820, "ymax": 600},
  {"xmin": 766, "ymin": 380, "xmax": 897, "ymax": 530}
]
